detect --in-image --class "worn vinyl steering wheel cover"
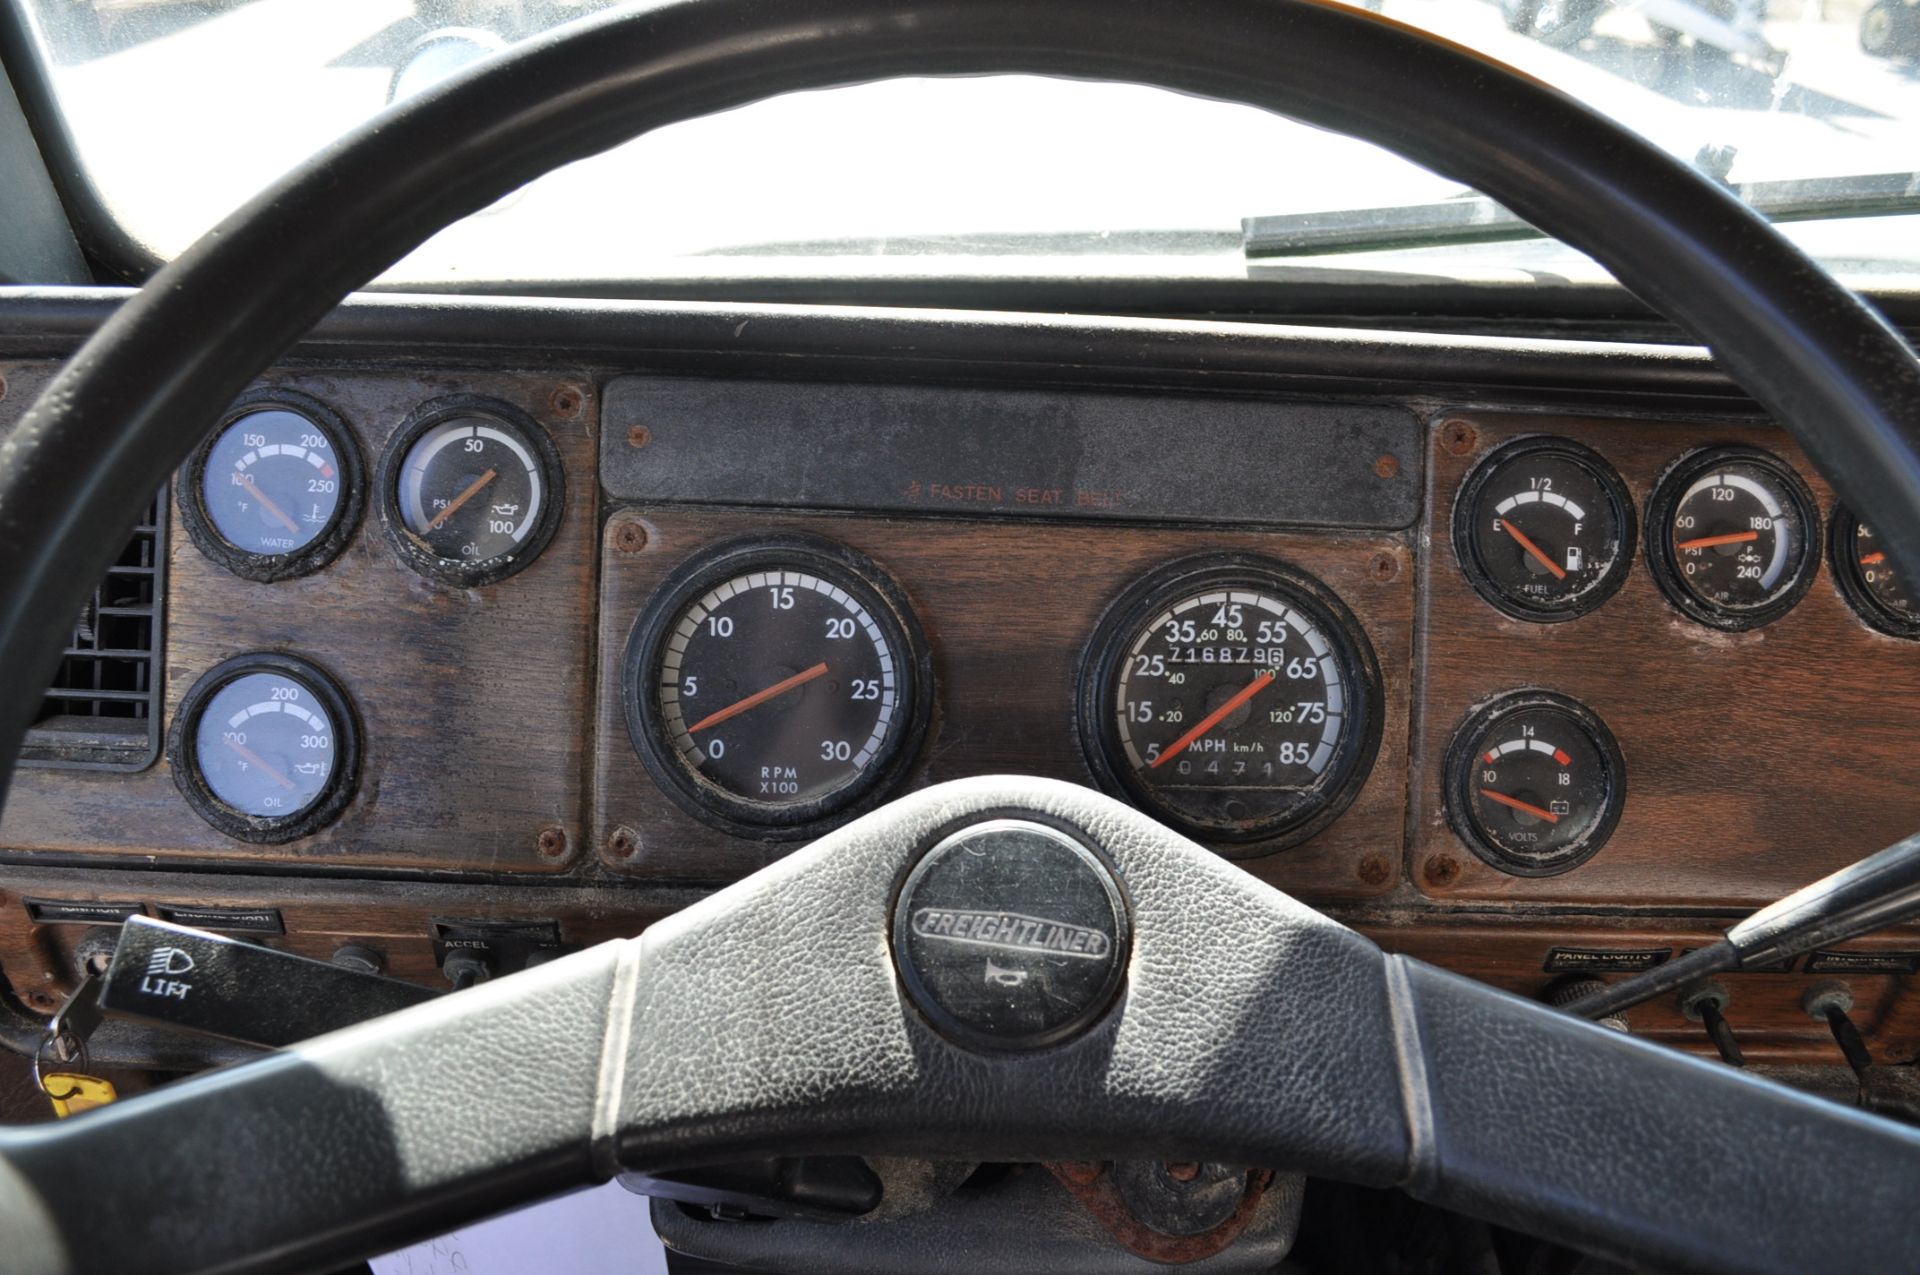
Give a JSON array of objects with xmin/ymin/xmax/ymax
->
[{"xmin": 2, "ymin": 0, "xmax": 1920, "ymax": 799}]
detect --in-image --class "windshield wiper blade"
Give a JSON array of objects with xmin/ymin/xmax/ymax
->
[{"xmin": 1243, "ymin": 170, "xmax": 1920, "ymax": 258}]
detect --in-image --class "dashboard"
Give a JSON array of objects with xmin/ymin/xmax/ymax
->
[{"xmin": 2, "ymin": 290, "xmax": 1919, "ymax": 1069}]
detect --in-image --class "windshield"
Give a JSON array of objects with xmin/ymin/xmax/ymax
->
[{"xmin": 9, "ymin": 0, "xmax": 1920, "ymax": 288}]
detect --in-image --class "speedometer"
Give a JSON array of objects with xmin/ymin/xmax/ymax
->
[
  {"xmin": 624, "ymin": 536, "xmax": 931, "ymax": 838},
  {"xmin": 1079, "ymin": 556, "xmax": 1382, "ymax": 853}
]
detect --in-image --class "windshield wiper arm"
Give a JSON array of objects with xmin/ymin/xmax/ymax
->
[{"xmin": 1243, "ymin": 170, "xmax": 1920, "ymax": 258}]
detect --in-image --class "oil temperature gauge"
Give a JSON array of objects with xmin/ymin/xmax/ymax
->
[
  {"xmin": 1831, "ymin": 508, "xmax": 1920, "ymax": 639},
  {"xmin": 1444, "ymin": 691, "xmax": 1624, "ymax": 877},
  {"xmin": 379, "ymin": 396, "xmax": 564, "ymax": 587},
  {"xmin": 1648, "ymin": 446, "xmax": 1818, "ymax": 630},
  {"xmin": 1453, "ymin": 436, "xmax": 1635, "ymax": 622}
]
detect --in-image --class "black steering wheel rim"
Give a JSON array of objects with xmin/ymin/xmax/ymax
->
[{"xmin": 2, "ymin": 2, "xmax": 1920, "ymax": 1272}]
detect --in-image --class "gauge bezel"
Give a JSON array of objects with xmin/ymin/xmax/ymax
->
[
  {"xmin": 167, "ymin": 652, "xmax": 361, "ymax": 844},
  {"xmin": 1076, "ymin": 554, "xmax": 1383, "ymax": 856},
  {"xmin": 623, "ymin": 535, "xmax": 934, "ymax": 841},
  {"xmin": 1451, "ymin": 435, "xmax": 1637, "ymax": 624},
  {"xmin": 1828, "ymin": 506, "xmax": 1920, "ymax": 640},
  {"xmin": 1645, "ymin": 444, "xmax": 1819, "ymax": 632},
  {"xmin": 178, "ymin": 388, "xmax": 365, "ymax": 583},
  {"xmin": 376, "ymin": 394, "xmax": 565, "ymax": 588},
  {"xmin": 1443, "ymin": 689, "xmax": 1625, "ymax": 878}
]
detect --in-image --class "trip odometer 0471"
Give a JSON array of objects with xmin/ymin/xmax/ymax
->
[
  {"xmin": 1079, "ymin": 556, "xmax": 1383, "ymax": 853},
  {"xmin": 624, "ymin": 537, "xmax": 932, "ymax": 839}
]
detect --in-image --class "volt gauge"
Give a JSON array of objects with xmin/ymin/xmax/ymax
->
[
  {"xmin": 378, "ymin": 396, "xmax": 564, "ymax": 587},
  {"xmin": 1452, "ymin": 436, "xmax": 1635, "ymax": 622},
  {"xmin": 1444, "ymin": 691, "xmax": 1624, "ymax": 877},
  {"xmin": 180, "ymin": 390, "xmax": 363, "ymax": 582}
]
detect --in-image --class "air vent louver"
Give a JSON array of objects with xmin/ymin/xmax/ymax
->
[{"xmin": 21, "ymin": 490, "xmax": 168, "ymax": 771}]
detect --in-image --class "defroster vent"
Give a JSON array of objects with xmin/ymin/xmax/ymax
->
[{"xmin": 21, "ymin": 490, "xmax": 168, "ymax": 770}]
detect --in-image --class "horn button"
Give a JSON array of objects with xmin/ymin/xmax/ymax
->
[{"xmin": 893, "ymin": 818, "xmax": 1131, "ymax": 1050}]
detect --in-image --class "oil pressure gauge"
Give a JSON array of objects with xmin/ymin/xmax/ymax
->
[
  {"xmin": 378, "ymin": 396, "xmax": 564, "ymax": 587},
  {"xmin": 1453, "ymin": 436, "xmax": 1635, "ymax": 622},
  {"xmin": 1831, "ymin": 508, "xmax": 1920, "ymax": 639},
  {"xmin": 1444, "ymin": 691, "xmax": 1624, "ymax": 877},
  {"xmin": 624, "ymin": 536, "xmax": 932, "ymax": 838},
  {"xmin": 1648, "ymin": 446, "xmax": 1818, "ymax": 630}
]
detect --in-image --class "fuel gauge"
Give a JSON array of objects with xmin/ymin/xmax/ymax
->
[
  {"xmin": 1444, "ymin": 691, "xmax": 1625, "ymax": 877},
  {"xmin": 1453, "ymin": 437, "xmax": 1635, "ymax": 622}
]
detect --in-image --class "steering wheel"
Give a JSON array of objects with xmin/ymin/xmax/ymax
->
[{"xmin": 3, "ymin": 1, "xmax": 1920, "ymax": 1271}]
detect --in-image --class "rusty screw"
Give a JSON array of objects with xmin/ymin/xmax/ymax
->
[
  {"xmin": 1424, "ymin": 855, "xmax": 1461, "ymax": 888},
  {"xmin": 25, "ymin": 989, "xmax": 56, "ymax": 1013},
  {"xmin": 1441, "ymin": 419, "xmax": 1478, "ymax": 456},
  {"xmin": 550, "ymin": 385, "xmax": 584, "ymax": 419},
  {"xmin": 612, "ymin": 520, "xmax": 649, "ymax": 555},
  {"xmin": 1357, "ymin": 854, "xmax": 1392, "ymax": 887},
  {"xmin": 1374, "ymin": 453, "xmax": 1400, "ymax": 480},
  {"xmin": 1366, "ymin": 552, "xmax": 1399, "ymax": 584},
  {"xmin": 605, "ymin": 825, "xmax": 641, "ymax": 864},
  {"xmin": 536, "ymin": 826, "xmax": 569, "ymax": 860},
  {"xmin": 1164, "ymin": 1162, "xmax": 1202, "ymax": 1182},
  {"xmin": 627, "ymin": 425, "xmax": 651, "ymax": 449}
]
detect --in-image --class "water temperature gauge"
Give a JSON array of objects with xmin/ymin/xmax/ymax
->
[
  {"xmin": 180, "ymin": 391, "xmax": 363, "ymax": 582},
  {"xmin": 1444, "ymin": 691, "xmax": 1625, "ymax": 877},
  {"xmin": 379, "ymin": 397, "xmax": 564, "ymax": 587},
  {"xmin": 1648, "ymin": 446, "xmax": 1818, "ymax": 630},
  {"xmin": 1831, "ymin": 508, "xmax": 1920, "ymax": 639},
  {"xmin": 1453, "ymin": 437, "xmax": 1635, "ymax": 622}
]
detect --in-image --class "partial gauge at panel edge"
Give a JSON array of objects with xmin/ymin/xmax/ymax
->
[
  {"xmin": 1444, "ymin": 691, "xmax": 1624, "ymax": 877},
  {"xmin": 1646, "ymin": 445, "xmax": 1819, "ymax": 631},
  {"xmin": 1830, "ymin": 507, "xmax": 1920, "ymax": 639},
  {"xmin": 167, "ymin": 653, "xmax": 360, "ymax": 844},
  {"xmin": 623, "ymin": 536, "xmax": 933, "ymax": 840},
  {"xmin": 377, "ymin": 395, "xmax": 564, "ymax": 588},
  {"xmin": 179, "ymin": 388, "xmax": 365, "ymax": 583},
  {"xmin": 1078, "ymin": 555, "xmax": 1383, "ymax": 855},
  {"xmin": 1452, "ymin": 436, "xmax": 1635, "ymax": 623}
]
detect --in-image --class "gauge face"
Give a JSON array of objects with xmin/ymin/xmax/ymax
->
[
  {"xmin": 1080, "ymin": 557, "xmax": 1381, "ymax": 852},
  {"xmin": 1648, "ymin": 447, "xmax": 1818, "ymax": 630},
  {"xmin": 1445, "ymin": 692, "xmax": 1624, "ymax": 876},
  {"xmin": 181, "ymin": 392, "xmax": 363, "ymax": 582},
  {"xmin": 1453, "ymin": 437, "xmax": 1635, "ymax": 622},
  {"xmin": 170, "ymin": 654, "xmax": 359, "ymax": 842},
  {"xmin": 1831, "ymin": 508, "xmax": 1920, "ymax": 638},
  {"xmin": 379, "ymin": 398, "xmax": 563, "ymax": 586},
  {"xmin": 626, "ymin": 538, "xmax": 931, "ymax": 837}
]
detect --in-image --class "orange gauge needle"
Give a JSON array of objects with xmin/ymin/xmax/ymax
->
[
  {"xmin": 425, "ymin": 467, "xmax": 498, "ymax": 531},
  {"xmin": 1149, "ymin": 671, "xmax": 1276, "ymax": 771},
  {"xmin": 236, "ymin": 474, "xmax": 300, "ymax": 535},
  {"xmin": 1675, "ymin": 530, "xmax": 1760, "ymax": 552},
  {"xmin": 1862, "ymin": 552, "xmax": 1888, "ymax": 566},
  {"xmin": 223, "ymin": 737, "xmax": 296, "ymax": 791},
  {"xmin": 1479, "ymin": 789, "xmax": 1560, "ymax": 824},
  {"xmin": 688, "ymin": 662, "xmax": 830, "ymax": 734},
  {"xmin": 1500, "ymin": 519, "xmax": 1567, "ymax": 581}
]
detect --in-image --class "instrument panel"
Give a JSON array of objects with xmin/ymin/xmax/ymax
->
[{"xmin": 6, "ymin": 344, "xmax": 1920, "ymax": 1064}]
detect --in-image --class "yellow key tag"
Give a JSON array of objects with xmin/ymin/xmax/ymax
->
[{"xmin": 41, "ymin": 1072, "xmax": 116, "ymax": 1118}]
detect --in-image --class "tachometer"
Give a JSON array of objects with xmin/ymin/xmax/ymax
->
[
  {"xmin": 1647, "ymin": 446, "xmax": 1818, "ymax": 630},
  {"xmin": 180, "ymin": 390, "xmax": 363, "ymax": 582},
  {"xmin": 624, "ymin": 537, "xmax": 931, "ymax": 838},
  {"xmin": 1078, "ymin": 556, "xmax": 1382, "ymax": 853},
  {"xmin": 168, "ymin": 653, "xmax": 360, "ymax": 843}
]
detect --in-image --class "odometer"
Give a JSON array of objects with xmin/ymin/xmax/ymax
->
[
  {"xmin": 624, "ymin": 537, "xmax": 931, "ymax": 838},
  {"xmin": 1079, "ymin": 556, "xmax": 1382, "ymax": 853}
]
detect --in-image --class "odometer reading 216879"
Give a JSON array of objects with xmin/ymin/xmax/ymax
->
[
  {"xmin": 625, "ymin": 537, "xmax": 931, "ymax": 838},
  {"xmin": 1081, "ymin": 557, "xmax": 1382, "ymax": 853}
]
